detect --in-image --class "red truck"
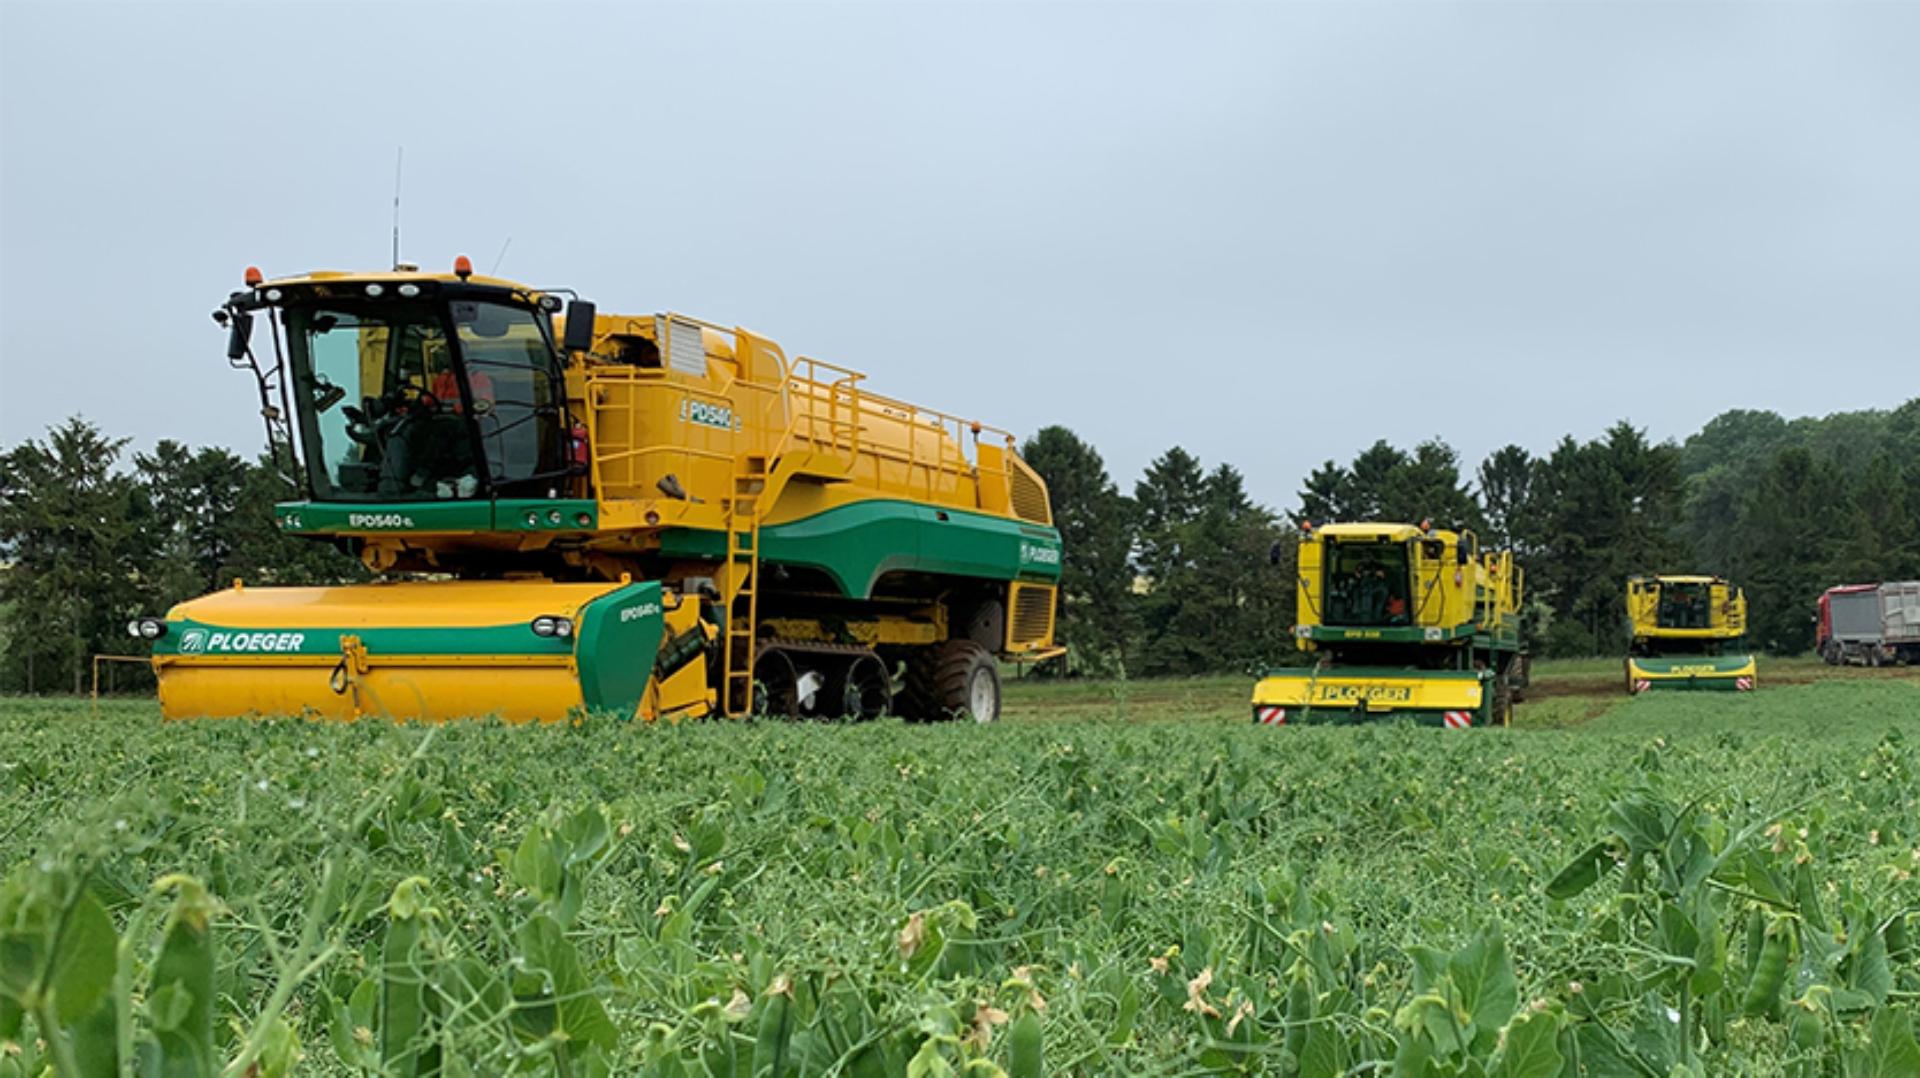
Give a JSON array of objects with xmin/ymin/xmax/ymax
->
[{"xmin": 1818, "ymin": 582, "xmax": 1920, "ymax": 666}]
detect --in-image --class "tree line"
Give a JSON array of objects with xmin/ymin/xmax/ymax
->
[
  {"xmin": 1025, "ymin": 398, "xmax": 1920, "ymax": 675},
  {"xmin": 1, "ymin": 399, "xmax": 1915, "ymax": 692},
  {"xmin": 0, "ymin": 421, "xmax": 360, "ymax": 693}
]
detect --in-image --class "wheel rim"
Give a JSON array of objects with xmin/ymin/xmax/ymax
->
[
  {"xmin": 968, "ymin": 667, "xmax": 997, "ymax": 723},
  {"xmin": 753, "ymin": 651, "xmax": 799, "ymax": 719},
  {"xmin": 842, "ymin": 654, "xmax": 892, "ymax": 721}
]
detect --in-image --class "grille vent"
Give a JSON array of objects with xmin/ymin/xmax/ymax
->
[
  {"xmin": 1010, "ymin": 584, "xmax": 1056, "ymax": 647},
  {"xmin": 1008, "ymin": 455, "xmax": 1052, "ymax": 524}
]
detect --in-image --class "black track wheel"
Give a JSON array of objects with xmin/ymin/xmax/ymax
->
[{"xmin": 901, "ymin": 640, "xmax": 1001, "ymax": 723}]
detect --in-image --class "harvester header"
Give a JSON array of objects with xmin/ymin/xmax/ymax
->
[{"xmin": 141, "ymin": 259, "xmax": 1064, "ymax": 723}]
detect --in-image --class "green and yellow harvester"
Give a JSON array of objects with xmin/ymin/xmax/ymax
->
[
  {"xmin": 1624, "ymin": 575, "xmax": 1756, "ymax": 693},
  {"xmin": 1251, "ymin": 522, "xmax": 1528, "ymax": 728}
]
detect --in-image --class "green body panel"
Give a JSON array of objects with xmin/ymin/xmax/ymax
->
[
  {"xmin": 572, "ymin": 582, "xmax": 666, "ymax": 712},
  {"xmin": 274, "ymin": 499, "xmax": 599, "ymax": 535},
  {"xmin": 151, "ymin": 584, "xmax": 666, "ymax": 697},
  {"xmin": 1628, "ymin": 653, "xmax": 1756, "ymax": 692},
  {"xmin": 153, "ymin": 620, "xmax": 571, "ymax": 658},
  {"xmin": 1255, "ymin": 665, "xmax": 1490, "ymax": 682},
  {"xmin": 660, "ymin": 500, "xmax": 1063, "ymax": 598},
  {"xmin": 1303, "ymin": 621, "xmax": 1522, "ymax": 650}
]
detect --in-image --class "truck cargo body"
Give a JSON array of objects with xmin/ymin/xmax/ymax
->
[{"xmin": 1819, "ymin": 582, "xmax": 1920, "ymax": 665}]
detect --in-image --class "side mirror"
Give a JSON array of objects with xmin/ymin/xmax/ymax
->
[
  {"xmin": 1456, "ymin": 543, "xmax": 1471, "ymax": 566},
  {"xmin": 226, "ymin": 309, "xmax": 254, "ymax": 360},
  {"xmin": 1268, "ymin": 540, "xmax": 1284, "ymax": 567},
  {"xmin": 562, "ymin": 300, "xmax": 597, "ymax": 355}
]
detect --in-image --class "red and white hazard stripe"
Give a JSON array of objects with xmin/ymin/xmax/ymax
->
[
  {"xmin": 1632, "ymin": 680, "xmax": 1651, "ymax": 694},
  {"xmin": 1734, "ymin": 677, "xmax": 1753, "ymax": 691},
  {"xmin": 1254, "ymin": 706, "xmax": 1287, "ymax": 725},
  {"xmin": 1442, "ymin": 710, "xmax": 1473, "ymax": 729}
]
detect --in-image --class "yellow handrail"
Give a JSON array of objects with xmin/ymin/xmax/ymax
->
[{"xmin": 585, "ymin": 318, "xmax": 1024, "ymax": 516}]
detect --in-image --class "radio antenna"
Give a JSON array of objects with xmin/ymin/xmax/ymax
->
[
  {"xmin": 390, "ymin": 147, "xmax": 404, "ymax": 269},
  {"xmin": 490, "ymin": 236, "xmax": 513, "ymax": 276}
]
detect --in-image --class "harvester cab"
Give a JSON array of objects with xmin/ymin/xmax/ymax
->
[
  {"xmin": 138, "ymin": 260, "xmax": 1064, "ymax": 724},
  {"xmin": 1623, "ymin": 575, "xmax": 1756, "ymax": 693},
  {"xmin": 1250, "ymin": 522, "xmax": 1527, "ymax": 728}
]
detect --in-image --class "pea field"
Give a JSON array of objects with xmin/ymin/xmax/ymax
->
[{"xmin": 3, "ymin": 665, "xmax": 1919, "ymax": 1076}]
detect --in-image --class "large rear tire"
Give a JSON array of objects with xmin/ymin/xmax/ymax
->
[{"xmin": 900, "ymin": 640, "xmax": 1001, "ymax": 723}]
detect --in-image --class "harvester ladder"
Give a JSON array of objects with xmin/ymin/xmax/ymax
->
[{"xmin": 722, "ymin": 453, "xmax": 770, "ymax": 717}]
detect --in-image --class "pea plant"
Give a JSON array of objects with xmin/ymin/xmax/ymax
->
[{"xmin": 3, "ymin": 689, "xmax": 1919, "ymax": 1075}]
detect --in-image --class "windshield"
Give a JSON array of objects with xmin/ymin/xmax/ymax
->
[
  {"xmin": 450, "ymin": 300, "xmax": 566, "ymax": 492},
  {"xmin": 1323, "ymin": 541, "xmax": 1412, "ymax": 627},
  {"xmin": 285, "ymin": 298, "xmax": 563, "ymax": 502},
  {"xmin": 1655, "ymin": 581, "xmax": 1713, "ymax": 629}
]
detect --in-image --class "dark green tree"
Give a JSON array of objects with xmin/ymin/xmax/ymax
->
[
  {"xmin": 135, "ymin": 440, "xmax": 250, "ymax": 601},
  {"xmin": 0, "ymin": 418, "xmax": 144, "ymax": 693},
  {"xmin": 1476, "ymin": 445, "xmax": 1534, "ymax": 550},
  {"xmin": 1132, "ymin": 447, "xmax": 1205, "ymax": 586},
  {"xmin": 1383, "ymin": 439, "xmax": 1482, "ymax": 531},
  {"xmin": 1526, "ymin": 424, "xmax": 1685, "ymax": 656},
  {"xmin": 1021, "ymin": 426, "xmax": 1137, "ymax": 673},
  {"xmin": 1730, "ymin": 446, "xmax": 1848, "ymax": 653},
  {"xmin": 1297, "ymin": 462, "xmax": 1350, "ymax": 524},
  {"xmin": 1341, "ymin": 441, "xmax": 1408, "ymax": 520},
  {"xmin": 221, "ymin": 448, "xmax": 367, "ymax": 587}
]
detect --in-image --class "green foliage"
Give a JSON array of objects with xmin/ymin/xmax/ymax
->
[
  {"xmin": 1522, "ymin": 423, "xmax": 1689, "ymax": 656},
  {"xmin": 0, "ymin": 418, "xmax": 144, "ymax": 694},
  {"xmin": 3, "ymin": 679, "xmax": 1917, "ymax": 1075},
  {"xmin": 1021, "ymin": 426, "xmax": 1138, "ymax": 674},
  {"xmin": 0, "ymin": 420, "xmax": 363, "ymax": 694},
  {"xmin": 1133, "ymin": 454, "xmax": 1292, "ymax": 676},
  {"xmin": 1298, "ymin": 438, "xmax": 1483, "ymax": 533},
  {"xmin": 1679, "ymin": 399, "xmax": 1920, "ymax": 654}
]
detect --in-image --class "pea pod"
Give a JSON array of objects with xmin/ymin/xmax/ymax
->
[
  {"xmin": 751, "ymin": 983, "xmax": 790, "ymax": 1078},
  {"xmin": 1887, "ymin": 913, "xmax": 1912, "ymax": 963},
  {"xmin": 381, "ymin": 894, "xmax": 426, "ymax": 1073},
  {"xmin": 148, "ymin": 875, "xmax": 217, "ymax": 1078},
  {"xmin": 1792, "ymin": 863, "xmax": 1826, "ymax": 930},
  {"xmin": 1740, "ymin": 918, "xmax": 1790, "ymax": 1018},
  {"xmin": 1283, "ymin": 973, "xmax": 1312, "ymax": 1059},
  {"xmin": 1787, "ymin": 1000, "xmax": 1823, "ymax": 1054},
  {"xmin": 1007, "ymin": 1011, "xmax": 1043, "ymax": 1078}
]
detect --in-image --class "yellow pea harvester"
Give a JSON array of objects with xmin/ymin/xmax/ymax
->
[
  {"xmin": 1251, "ymin": 521, "xmax": 1528, "ymax": 727},
  {"xmin": 130, "ymin": 258, "xmax": 1063, "ymax": 722},
  {"xmin": 1624, "ymin": 575, "xmax": 1755, "ymax": 693}
]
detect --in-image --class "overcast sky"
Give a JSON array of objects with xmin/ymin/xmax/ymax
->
[{"xmin": 3, "ymin": 1, "xmax": 1915, "ymax": 509}]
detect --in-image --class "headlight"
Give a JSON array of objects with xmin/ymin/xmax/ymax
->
[
  {"xmin": 398, "ymin": 283, "xmax": 421, "ymax": 298},
  {"xmin": 530, "ymin": 616, "xmax": 574, "ymax": 639},
  {"xmin": 264, "ymin": 288, "xmax": 283, "ymax": 302},
  {"xmin": 365, "ymin": 283, "xmax": 385, "ymax": 297},
  {"xmin": 127, "ymin": 617, "xmax": 166, "ymax": 640}
]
